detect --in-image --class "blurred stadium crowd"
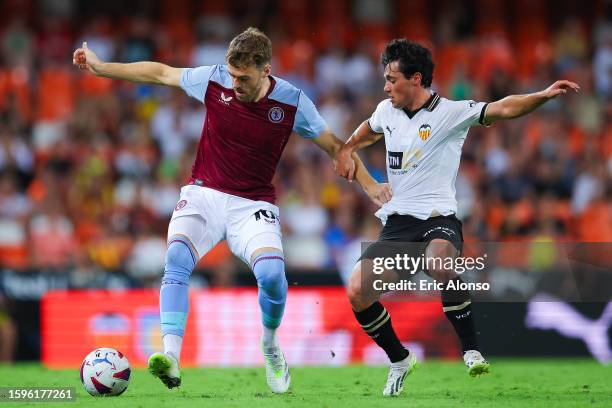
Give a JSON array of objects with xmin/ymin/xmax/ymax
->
[{"xmin": 0, "ymin": 0, "xmax": 610, "ymax": 290}]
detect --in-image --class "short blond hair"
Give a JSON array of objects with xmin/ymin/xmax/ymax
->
[{"xmin": 226, "ymin": 27, "xmax": 272, "ymax": 69}]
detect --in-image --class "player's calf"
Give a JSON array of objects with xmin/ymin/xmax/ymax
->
[
  {"xmin": 347, "ymin": 272, "xmax": 373, "ymax": 312},
  {"xmin": 252, "ymin": 251, "xmax": 291, "ymax": 393},
  {"xmin": 347, "ymin": 261, "xmax": 382, "ymax": 310},
  {"xmin": 252, "ymin": 251, "xmax": 287, "ymax": 348},
  {"xmin": 160, "ymin": 237, "xmax": 197, "ymax": 357}
]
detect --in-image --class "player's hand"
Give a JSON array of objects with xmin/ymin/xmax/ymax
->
[
  {"xmin": 72, "ymin": 42, "xmax": 101, "ymax": 74},
  {"xmin": 335, "ymin": 146, "xmax": 356, "ymax": 182},
  {"xmin": 364, "ymin": 182, "xmax": 392, "ymax": 207},
  {"xmin": 542, "ymin": 80, "xmax": 580, "ymax": 99}
]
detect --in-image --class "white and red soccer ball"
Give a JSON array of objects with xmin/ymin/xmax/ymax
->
[{"xmin": 80, "ymin": 348, "xmax": 131, "ymax": 396}]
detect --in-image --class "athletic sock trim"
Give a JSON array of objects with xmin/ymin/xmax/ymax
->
[
  {"xmin": 364, "ymin": 313, "xmax": 391, "ymax": 334},
  {"xmin": 167, "ymin": 238, "xmax": 197, "ymax": 266},
  {"xmin": 442, "ymin": 299, "xmax": 472, "ymax": 312},
  {"xmin": 360, "ymin": 309, "xmax": 388, "ymax": 331},
  {"xmin": 252, "ymin": 255, "xmax": 284, "ymax": 270}
]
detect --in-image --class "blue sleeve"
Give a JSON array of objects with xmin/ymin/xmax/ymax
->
[
  {"xmin": 293, "ymin": 91, "xmax": 327, "ymax": 138},
  {"xmin": 180, "ymin": 65, "xmax": 217, "ymax": 103}
]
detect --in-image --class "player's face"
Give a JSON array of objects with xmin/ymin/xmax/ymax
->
[
  {"xmin": 383, "ymin": 61, "xmax": 420, "ymax": 109},
  {"xmin": 227, "ymin": 63, "xmax": 271, "ymax": 102}
]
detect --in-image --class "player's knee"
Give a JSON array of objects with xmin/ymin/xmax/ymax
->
[
  {"xmin": 254, "ymin": 254, "xmax": 287, "ymax": 300},
  {"xmin": 427, "ymin": 264, "xmax": 458, "ymax": 282},
  {"xmin": 427, "ymin": 266, "xmax": 456, "ymax": 283},
  {"xmin": 425, "ymin": 239, "xmax": 458, "ymax": 282},
  {"xmin": 347, "ymin": 264, "xmax": 370, "ymax": 310},
  {"xmin": 163, "ymin": 239, "xmax": 197, "ymax": 284},
  {"xmin": 257, "ymin": 270, "xmax": 287, "ymax": 299},
  {"xmin": 425, "ymin": 258, "xmax": 455, "ymax": 282},
  {"xmin": 347, "ymin": 270, "xmax": 361, "ymax": 301}
]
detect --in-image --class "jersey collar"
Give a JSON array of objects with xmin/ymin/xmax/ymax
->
[
  {"xmin": 249, "ymin": 76, "xmax": 276, "ymax": 104},
  {"xmin": 402, "ymin": 92, "xmax": 440, "ymax": 119},
  {"xmin": 264, "ymin": 76, "xmax": 276, "ymax": 100}
]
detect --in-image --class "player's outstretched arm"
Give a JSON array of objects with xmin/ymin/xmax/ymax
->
[
  {"xmin": 484, "ymin": 80, "xmax": 580, "ymax": 125},
  {"xmin": 72, "ymin": 42, "xmax": 183, "ymax": 87},
  {"xmin": 310, "ymin": 130, "xmax": 391, "ymax": 207}
]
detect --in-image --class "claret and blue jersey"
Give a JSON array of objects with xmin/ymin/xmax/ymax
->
[{"xmin": 179, "ymin": 65, "xmax": 327, "ymax": 204}]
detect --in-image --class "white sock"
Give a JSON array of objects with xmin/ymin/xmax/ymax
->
[
  {"xmin": 262, "ymin": 326, "xmax": 279, "ymax": 350},
  {"xmin": 163, "ymin": 334, "xmax": 183, "ymax": 360}
]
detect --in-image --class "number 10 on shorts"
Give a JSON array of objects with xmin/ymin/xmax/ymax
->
[{"xmin": 254, "ymin": 210, "xmax": 279, "ymax": 224}]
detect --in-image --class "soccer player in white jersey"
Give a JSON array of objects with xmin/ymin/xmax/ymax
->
[
  {"xmin": 73, "ymin": 28, "xmax": 386, "ymax": 394},
  {"xmin": 336, "ymin": 39, "xmax": 579, "ymax": 397}
]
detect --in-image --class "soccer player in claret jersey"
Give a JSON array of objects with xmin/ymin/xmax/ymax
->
[
  {"xmin": 73, "ymin": 28, "xmax": 386, "ymax": 393},
  {"xmin": 336, "ymin": 39, "xmax": 579, "ymax": 397}
]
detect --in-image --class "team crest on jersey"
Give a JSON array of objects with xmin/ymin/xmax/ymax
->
[
  {"xmin": 418, "ymin": 124, "xmax": 432, "ymax": 141},
  {"xmin": 268, "ymin": 107, "xmax": 284, "ymax": 123},
  {"xmin": 175, "ymin": 200, "xmax": 187, "ymax": 211}
]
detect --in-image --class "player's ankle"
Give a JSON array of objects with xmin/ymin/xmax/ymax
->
[
  {"xmin": 262, "ymin": 326, "xmax": 279, "ymax": 349},
  {"xmin": 163, "ymin": 333, "xmax": 183, "ymax": 360}
]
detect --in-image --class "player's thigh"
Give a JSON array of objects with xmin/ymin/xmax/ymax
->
[
  {"xmin": 359, "ymin": 239, "xmax": 411, "ymax": 278},
  {"xmin": 421, "ymin": 216, "xmax": 463, "ymax": 281},
  {"xmin": 420, "ymin": 215, "xmax": 463, "ymax": 253},
  {"xmin": 168, "ymin": 186, "xmax": 225, "ymax": 260},
  {"xmin": 226, "ymin": 202, "xmax": 283, "ymax": 266},
  {"xmin": 167, "ymin": 215, "xmax": 221, "ymax": 261}
]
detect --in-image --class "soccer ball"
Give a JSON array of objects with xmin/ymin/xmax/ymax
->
[{"xmin": 80, "ymin": 348, "xmax": 131, "ymax": 396}]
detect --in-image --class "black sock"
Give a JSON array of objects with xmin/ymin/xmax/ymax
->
[
  {"xmin": 441, "ymin": 277, "xmax": 478, "ymax": 353},
  {"xmin": 354, "ymin": 301, "xmax": 409, "ymax": 363}
]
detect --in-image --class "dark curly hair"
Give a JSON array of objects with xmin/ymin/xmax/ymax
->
[{"xmin": 381, "ymin": 39, "xmax": 434, "ymax": 88}]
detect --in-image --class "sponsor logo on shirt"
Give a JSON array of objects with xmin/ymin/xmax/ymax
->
[
  {"xmin": 388, "ymin": 149, "xmax": 422, "ymax": 173},
  {"xmin": 418, "ymin": 124, "xmax": 431, "ymax": 141},
  {"xmin": 388, "ymin": 151, "xmax": 403, "ymax": 170},
  {"xmin": 268, "ymin": 107, "xmax": 284, "ymax": 123},
  {"xmin": 385, "ymin": 125, "xmax": 395, "ymax": 138},
  {"xmin": 220, "ymin": 92, "xmax": 233, "ymax": 105}
]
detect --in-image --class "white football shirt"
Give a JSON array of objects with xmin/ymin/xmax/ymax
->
[{"xmin": 368, "ymin": 92, "xmax": 488, "ymax": 223}]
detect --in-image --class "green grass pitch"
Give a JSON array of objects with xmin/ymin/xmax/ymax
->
[{"xmin": 0, "ymin": 359, "xmax": 609, "ymax": 407}]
